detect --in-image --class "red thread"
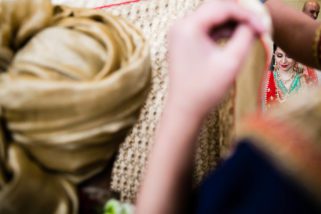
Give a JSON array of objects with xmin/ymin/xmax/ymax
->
[{"xmin": 94, "ymin": 0, "xmax": 141, "ymax": 9}]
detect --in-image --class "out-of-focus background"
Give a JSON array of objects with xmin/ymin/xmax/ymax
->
[{"xmin": 284, "ymin": 0, "xmax": 321, "ymax": 19}]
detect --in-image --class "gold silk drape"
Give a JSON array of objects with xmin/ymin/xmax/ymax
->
[{"xmin": 0, "ymin": 0, "xmax": 150, "ymax": 213}]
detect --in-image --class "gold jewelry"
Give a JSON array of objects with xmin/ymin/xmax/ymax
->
[
  {"xmin": 283, "ymin": 73, "xmax": 296, "ymax": 84},
  {"xmin": 274, "ymin": 68, "xmax": 301, "ymax": 104},
  {"xmin": 275, "ymin": 67, "xmax": 295, "ymax": 84},
  {"xmin": 275, "ymin": 69, "xmax": 295, "ymax": 86},
  {"xmin": 274, "ymin": 71, "xmax": 288, "ymax": 102},
  {"xmin": 274, "ymin": 62, "xmax": 279, "ymax": 71}
]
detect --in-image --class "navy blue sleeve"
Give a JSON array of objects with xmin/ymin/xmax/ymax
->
[{"xmin": 195, "ymin": 141, "xmax": 321, "ymax": 214}]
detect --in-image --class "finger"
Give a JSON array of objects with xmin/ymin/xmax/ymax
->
[
  {"xmin": 190, "ymin": 1, "xmax": 266, "ymax": 34},
  {"xmin": 223, "ymin": 24, "xmax": 256, "ymax": 68}
]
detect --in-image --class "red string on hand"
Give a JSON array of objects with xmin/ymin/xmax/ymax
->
[{"xmin": 94, "ymin": 0, "xmax": 141, "ymax": 9}]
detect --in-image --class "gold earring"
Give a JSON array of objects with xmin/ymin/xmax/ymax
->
[{"xmin": 274, "ymin": 62, "xmax": 279, "ymax": 71}]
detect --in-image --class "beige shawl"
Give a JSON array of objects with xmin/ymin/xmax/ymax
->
[{"xmin": 0, "ymin": 0, "xmax": 150, "ymax": 212}]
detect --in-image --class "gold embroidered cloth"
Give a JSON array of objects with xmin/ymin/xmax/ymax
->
[{"xmin": 0, "ymin": 0, "xmax": 150, "ymax": 212}]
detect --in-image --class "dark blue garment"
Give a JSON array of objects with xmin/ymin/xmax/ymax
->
[{"xmin": 196, "ymin": 140, "xmax": 321, "ymax": 214}]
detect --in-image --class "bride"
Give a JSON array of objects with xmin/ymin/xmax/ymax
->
[{"xmin": 263, "ymin": 45, "xmax": 318, "ymax": 110}]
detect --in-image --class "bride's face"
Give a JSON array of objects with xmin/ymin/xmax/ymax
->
[{"xmin": 274, "ymin": 47, "xmax": 295, "ymax": 72}]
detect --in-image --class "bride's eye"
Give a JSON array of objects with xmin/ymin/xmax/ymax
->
[{"xmin": 276, "ymin": 53, "xmax": 283, "ymax": 58}]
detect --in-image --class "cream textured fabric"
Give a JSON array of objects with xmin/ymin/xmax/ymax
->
[
  {"xmin": 53, "ymin": 0, "xmax": 271, "ymax": 202},
  {"xmin": 102, "ymin": 0, "xmax": 224, "ymax": 202},
  {"xmin": 0, "ymin": 0, "xmax": 150, "ymax": 212}
]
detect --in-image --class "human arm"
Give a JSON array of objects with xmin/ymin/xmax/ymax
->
[
  {"xmin": 266, "ymin": 0, "xmax": 321, "ymax": 68},
  {"xmin": 135, "ymin": 1, "xmax": 266, "ymax": 213}
]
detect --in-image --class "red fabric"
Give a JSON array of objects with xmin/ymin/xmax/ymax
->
[
  {"xmin": 306, "ymin": 67, "xmax": 318, "ymax": 84},
  {"xmin": 265, "ymin": 70, "xmax": 277, "ymax": 107}
]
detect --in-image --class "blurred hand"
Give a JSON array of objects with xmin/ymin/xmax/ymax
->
[{"xmin": 168, "ymin": 0, "xmax": 267, "ymax": 117}]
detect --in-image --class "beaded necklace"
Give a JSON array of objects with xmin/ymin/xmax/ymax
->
[{"xmin": 273, "ymin": 70, "xmax": 301, "ymax": 103}]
